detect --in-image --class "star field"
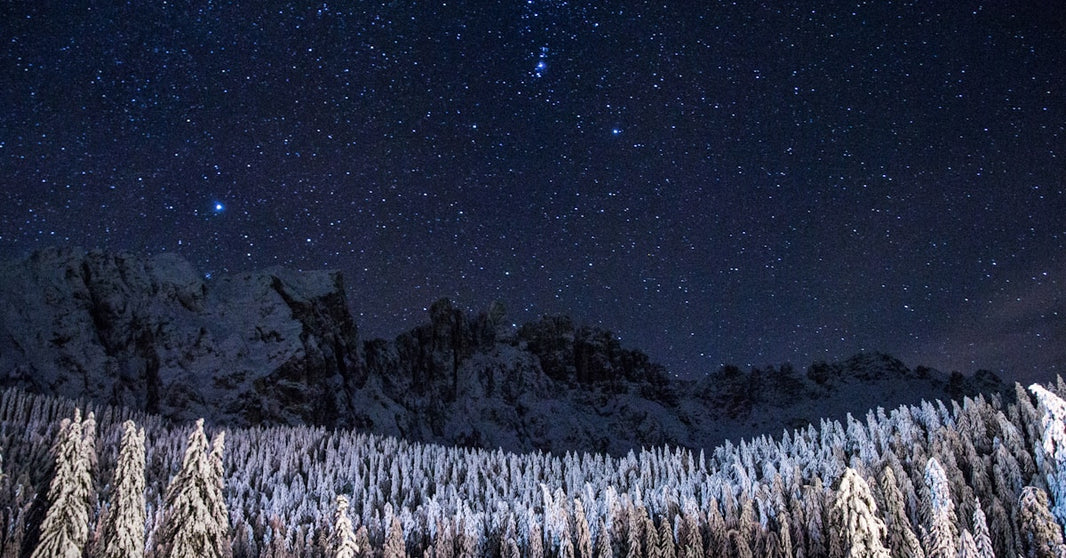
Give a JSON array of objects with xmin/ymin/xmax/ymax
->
[{"xmin": 2, "ymin": 2, "xmax": 1064, "ymax": 382}]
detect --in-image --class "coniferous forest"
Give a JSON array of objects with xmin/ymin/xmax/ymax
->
[{"xmin": 1, "ymin": 380, "xmax": 1066, "ymax": 557}]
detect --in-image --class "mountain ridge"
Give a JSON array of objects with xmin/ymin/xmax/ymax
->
[{"xmin": 0, "ymin": 247, "xmax": 1007, "ymax": 454}]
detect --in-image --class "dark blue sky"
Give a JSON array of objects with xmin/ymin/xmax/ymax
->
[{"xmin": 2, "ymin": 2, "xmax": 1063, "ymax": 382}]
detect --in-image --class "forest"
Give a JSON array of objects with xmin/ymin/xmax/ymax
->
[{"xmin": 1, "ymin": 379, "xmax": 1065, "ymax": 557}]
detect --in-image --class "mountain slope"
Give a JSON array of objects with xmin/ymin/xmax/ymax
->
[{"xmin": 0, "ymin": 247, "xmax": 1006, "ymax": 454}]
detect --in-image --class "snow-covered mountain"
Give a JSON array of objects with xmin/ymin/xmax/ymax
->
[{"xmin": 0, "ymin": 247, "xmax": 1006, "ymax": 454}]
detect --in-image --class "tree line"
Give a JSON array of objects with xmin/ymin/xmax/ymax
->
[{"xmin": 0, "ymin": 379, "xmax": 1065, "ymax": 557}]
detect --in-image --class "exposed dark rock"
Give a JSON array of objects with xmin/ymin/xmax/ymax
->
[
  {"xmin": 0, "ymin": 247, "xmax": 1011, "ymax": 455},
  {"xmin": 0, "ymin": 247, "xmax": 358, "ymax": 427}
]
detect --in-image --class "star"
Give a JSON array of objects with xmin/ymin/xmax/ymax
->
[{"xmin": 1, "ymin": 1, "xmax": 1061, "ymax": 383}]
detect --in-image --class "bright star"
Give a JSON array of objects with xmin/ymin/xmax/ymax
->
[{"xmin": 212, "ymin": 202, "xmax": 225, "ymax": 214}]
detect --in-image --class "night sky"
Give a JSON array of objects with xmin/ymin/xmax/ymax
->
[{"xmin": 2, "ymin": 2, "xmax": 1064, "ymax": 382}]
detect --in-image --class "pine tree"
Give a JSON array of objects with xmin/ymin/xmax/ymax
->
[
  {"xmin": 676, "ymin": 509, "xmax": 702, "ymax": 558},
  {"xmin": 158, "ymin": 418, "xmax": 231, "ymax": 558},
  {"xmin": 1018, "ymin": 486, "xmax": 1066, "ymax": 558},
  {"xmin": 877, "ymin": 466, "xmax": 925, "ymax": 558},
  {"xmin": 559, "ymin": 525, "xmax": 576, "ymax": 558},
  {"xmin": 971, "ymin": 500, "xmax": 995, "ymax": 558},
  {"xmin": 354, "ymin": 525, "xmax": 370, "ymax": 557},
  {"xmin": 986, "ymin": 496, "xmax": 1016, "ymax": 558},
  {"xmin": 803, "ymin": 479, "xmax": 828, "ymax": 556},
  {"xmin": 330, "ymin": 495, "xmax": 361, "ymax": 558},
  {"xmin": 383, "ymin": 516, "xmax": 406, "ymax": 558},
  {"xmin": 922, "ymin": 458, "xmax": 958, "ymax": 558},
  {"xmin": 435, "ymin": 519, "xmax": 456, "ymax": 558},
  {"xmin": 959, "ymin": 530, "xmax": 980, "ymax": 558},
  {"xmin": 574, "ymin": 499, "xmax": 593, "ymax": 558},
  {"xmin": 1029, "ymin": 384, "xmax": 1066, "ymax": 527},
  {"xmin": 594, "ymin": 519, "xmax": 612, "ymax": 558},
  {"xmin": 656, "ymin": 516, "xmax": 675, "ymax": 558},
  {"xmin": 208, "ymin": 430, "xmax": 227, "ymax": 532},
  {"xmin": 624, "ymin": 506, "xmax": 641, "ymax": 558},
  {"xmin": 705, "ymin": 500, "xmax": 728, "ymax": 556},
  {"xmin": 642, "ymin": 514, "xmax": 660, "ymax": 558},
  {"xmin": 31, "ymin": 409, "xmax": 95, "ymax": 558},
  {"xmin": 524, "ymin": 516, "xmax": 542, "ymax": 558},
  {"xmin": 101, "ymin": 420, "xmax": 146, "ymax": 558},
  {"xmin": 829, "ymin": 467, "xmax": 891, "ymax": 558},
  {"xmin": 502, "ymin": 536, "xmax": 520, "ymax": 558},
  {"xmin": 726, "ymin": 529, "xmax": 754, "ymax": 558}
]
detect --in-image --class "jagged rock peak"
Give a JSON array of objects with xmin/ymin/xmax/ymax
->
[{"xmin": 0, "ymin": 247, "xmax": 1010, "ymax": 456}]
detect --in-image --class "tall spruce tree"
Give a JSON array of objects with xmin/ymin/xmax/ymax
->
[
  {"xmin": 1018, "ymin": 486, "xmax": 1066, "ymax": 558},
  {"xmin": 922, "ymin": 457, "xmax": 959, "ymax": 558},
  {"xmin": 877, "ymin": 466, "xmax": 925, "ymax": 558},
  {"xmin": 157, "ymin": 419, "xmax": 231, "ymax": 558},
  {"xmin": 330, "ymin": 495, "xmax": 361, "ymax": 558},
  {"xmin": 1029, "ymin": 384, "xmax": 1066, "ymax": 527},
  {"xmin": 971, "ymin": 500, "xmax": 995, "ymax": 558},
  {"xmin": 959, "ymin": 530, "xmax": 981, "ymax": 558},
  {"xmin": 829, "ymin": 467, "xmax": 891, "ymax": 558},
  {"xmin": 31, "ymin": 409, "xmax": 96, "ymax": 558},
  {"xmin": 574, "ymin": 499, "xmax": 593, "ymax": 558},
  {"xmin": 383, "ymin": 516, "xmax": 406, "ymax": 558},
  {"xmin": 101, "ymin": 420, "xmax": 146, "ymax": 558}
]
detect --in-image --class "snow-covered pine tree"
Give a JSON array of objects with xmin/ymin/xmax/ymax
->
[
  {"xmin": 433, "ymin": 518, "xmax": 455, "ymax": 558},
  {"xmin": 594, "ymin": 519, "xmax": 611, "ymax": 558},
  {"xmin": 1014, "ymin": 383, "xmax": 1044, "ymax": 454},
  {"xmin": 263, "ymin": 515, "xmax": 291, "ymax": 558},
  {"xmin": 354, "ymin": 525, "xmax": 370, "ymax": 557},
  {"xmin": 1029, "ymin": 384, "xmax": 1066, "ymax": 527},
  {"xmin": 922, "ymin": 457, "xmax": 958, "ymax": 558},
  {"xmin": 656, "ymin": 515, "xmax": 675, "ymax": 558},
  {"xmin": 726, "ymin": 529, "xmax": 754, "ymax": 558},
  {"xmin": 771, "ymin": 515, "xmax": 793, "ymax": 558},
  {"xmin": 330, "ymin": 495, "xmax": 361, "ymax": 558},
  {"xmin": 877, "ymin": 466, "xmax": 925, "ymax": 558},
  {"xmin": 574, "ymin": 499, "xmax": 593, "ymax": 558},
  {"xmin": 528, "ymin": 515, "xmax": 544, "ymax": 558},
  {"xmin": 31, "ymin": 408, "xmax": 95, "ymax": 558},
  {"xmin": 642, "ymin": 513, "xmax": 660, "ymax": 558},
  {"xmin": 828, "ymin": 467, "xmax": 891, "ymax": 558},
  {"xmin": 959, "ymin": 530, "xmax": 980, "ymax": 558},
  {"xmin": 502, "ymin": 535, "xmax": 520, "ymax": 558},
  {"xmin": 101, "ymin": 420, "xmax": 146, "ymax": 558},
  {"xmin": 786, "ymin": 492, "xmax": 808, "ymax": 558},
  {"xmin": 971, "ymin": 499, "xmax": 995, "ymax": 558},
  {"xmin": 559, "ymin": 523, "xmax": 576, "ymax": 558},
  {"xmin": 624, "ymin": 504, "xmax": 641, "ymax": 558},
  {"xmin": 157, "ymin": 418, "xmax": 231, "ymax": 558},
  {"xmin": 985, "ymin": 496, "xmax": 1017, "ymax": 558},
  {"xmin": 802, "ymin": 479, "xmax": 828, "ymax": 556},
  {"xmin": 207, "ymin": 429, "xmax": 229, "ymax": 550},
  {"xmin": 383, "ymin": 515, "xmax": 406, "ymax": 558},
  {"xmin": 992, "ymin": 443, "xmax": 1026, "ymax": 507},
  {"xmin": 674, "ymin": 506, "xmax": 702, "ymax": 558},
  {"xmin": 1018, "ymin": 486, "xmax": 1066, "ymax": 558},
  {"xmin": 705, "ymin": 498, "xmax": 728, "ymax": 556}
]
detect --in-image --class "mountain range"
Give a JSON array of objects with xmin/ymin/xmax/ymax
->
[{"xmin": 0, "ymin": 247, "xmax": 1007, "ymax": 455}]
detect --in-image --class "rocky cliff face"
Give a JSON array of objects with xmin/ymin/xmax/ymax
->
[
  {"xmin": 0, "ymin": 247, "xmax": 357, "ymax": 427},
  {"xmin": 0, "ymin": 248, "xmax": 1007, "ymax": 455}
]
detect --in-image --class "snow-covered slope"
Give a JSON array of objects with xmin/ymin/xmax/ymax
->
[{"xmin": 0, "ymin": 247, "xmax": 1006, "ymax": 454}]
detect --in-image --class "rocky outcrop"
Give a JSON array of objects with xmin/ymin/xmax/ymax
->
[
  {"xmin": 0, "ymin": 247, "xmax": 358, "ymax": 427},
  {"xmin": 0, "ymin": 248, "xmax": 1009, "ymax": 455}
]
